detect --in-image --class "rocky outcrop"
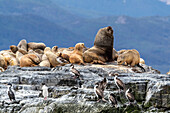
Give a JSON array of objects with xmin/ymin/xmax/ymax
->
[{"xmin": 0, "ymin": 63, "xmax": 169, "ymax": 113}]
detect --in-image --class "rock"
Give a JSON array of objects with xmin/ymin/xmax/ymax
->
[{"xmin": 0, "ymin": 63, "xmax": 169, "ymax": 112}]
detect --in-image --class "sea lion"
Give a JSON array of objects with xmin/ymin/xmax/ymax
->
[
  {"xmin": 83, "ymin": 26, "xmax": 114, "ymax": 64},
  {"xmin": 44, "ymin": 47, "xmax": 61, "ymax": 67},
  {"xmin": 113, "ymin": 48, "xmax": 118, "ymax": 61},
  {"xmin": 17, "ymin": 39, "xmax": 27, "ymax": 51},
  {"xmin": 39, "ymin": 54, "xmax": 51, "ymax": 67},
  {"xmin": 27, "ymin": 42, "xmax": 46, "ymax": 51},
  {"xmin": 20, "ymin": 54, "xmax": 40, "ymax": 67},
  {"xmin": 117, "ymin": 49, "xmax": 145, "ymax": 72},
  {"xmin": 118, "ymin": 49, "xmax": 145, "ymax": 64},
  {"xmin": 52, "ymin": 46, "xmax": 58, "ymax": 54},
  {"xmin": 10, "ymin": 45, "xmax": 18, "ymax": 54},
  {"xmin": 69, "ymin": 43, "xmax": 85, "ymax": 65},
  {"xmin": 61, "ymin": 48, "xmax": 74, "ymax": 61},
  {"xmin": 3, "ymin": 52, "xmax": 18, "ymax": 66},
  {"xmin": 0, "ymin": 54, "xmax": 7, "ymax": 69}
]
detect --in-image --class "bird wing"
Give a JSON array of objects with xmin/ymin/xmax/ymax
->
[
  {"xmin": 96, "ymin": 88, "xmax": 104, "ymax": 99},
  {"xmin": 109, "ymin": 95, "xmax": 117, "ymax": 105},
  {"xmin": 8, "ymin": 90, "xmax": 15, "ymax": 101},
  {"xmin": 71, "ymin": 69, "xmax": 80, "ymax": 76},
  {"xmin": 117, "ymin": 78, "xmax": 125, "ymax": 90},
  {"xmin": 127, "ymin": 93, "xmax": 135, "ymax": 102}
]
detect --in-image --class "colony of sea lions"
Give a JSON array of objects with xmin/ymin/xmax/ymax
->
[{"xmin": 0, "ymin": 26, "xmax": 146, "ymax": 73}]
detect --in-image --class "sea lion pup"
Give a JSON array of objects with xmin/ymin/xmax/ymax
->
[
  {"xmin": 117, "ymin": 49, "xmax": 145, "ymax": 72},
  {"xmin": 69, "ymin": 43, "xmax": 85, "ymax": 65},
  {"xmin": 27, "ymin": 42, "xmax": 46, "ymax": 51},
  {"xmin": 20, "ymin": 54, "xmax": 40, "ymax": 67},
  {"xmin": 0, "ymin": 55, "xmax": 7, "ymax": 70},
  {"xmin": 10, "ymin": 45, "xmax": 18, "ymax": 54},
  {"xmin": 83, "ymin": 26, "xmax": 114, "ymax": 64}
]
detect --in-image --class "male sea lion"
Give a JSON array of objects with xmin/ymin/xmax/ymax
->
[{"xmin": 83, "ymin": 26, "xmax": 114, "ymax": 64}]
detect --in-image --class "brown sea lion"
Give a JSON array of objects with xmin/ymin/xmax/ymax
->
[
  {"xmin": 10, "ymin": 45, "xmax": 18, "ymax": 54},
  {"xmin": 27, "ymin": 42, "xmax": 46, "ymax": 51},
  {"xmin": 83, "ymin": 26, "xmax": 114, "ymax": 64}
]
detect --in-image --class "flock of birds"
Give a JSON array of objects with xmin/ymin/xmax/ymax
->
[{"xmin": 6, "ymin": 64, "xmax": 136, "ymax": 108}]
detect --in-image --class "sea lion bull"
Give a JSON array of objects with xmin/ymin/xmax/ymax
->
[{"xmin": 83, "ymin": 26, "xmax": 114, "ymax": 64}]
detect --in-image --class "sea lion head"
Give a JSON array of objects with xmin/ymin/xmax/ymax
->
[
  {"xmin": 75, "ymin": 43, "xmax": 85, "ymax": 51},
  {"xmin": 117, "ymin": 55, "xmax": 125, "ymax": 65}
]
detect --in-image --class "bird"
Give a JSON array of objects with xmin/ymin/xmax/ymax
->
[
  {"xmin": 95, "ymin": 77, "xmax": 108, "ymax": 91},
  {"xmin": 108, "ymin": 93, "xmax": 118, "ymax": 108},
  {"xmin": 7, "ymin": 83, "xmax": 15, "ymax": 101},
  {"xmin": 42, "ymin": 83, "xmax": 48, "ymax": 100},
  {"xmin": 56, "ymin": 56, "xmax": 69, "ymax": 64},
  {"xmin": 94, "ymin": 84, "xmax": 106, "ymax": 102},
  {"xmin": 70, "ymin": 64, "xmax": 81, "ymax": 79},
  {"xmin": 125, "ymin": 88, "xmax": 135, "ymax": 105},
  {"xmin": 114, "ymin": 76, "xmax": 126, "ymax": 93}
]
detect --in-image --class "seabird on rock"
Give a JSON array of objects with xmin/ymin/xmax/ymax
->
[
  {"xmin": 114, "ymin": 76, "xmax": 126, "ymax": 93},
  {"xmin": 108, "ymin": 93, "xmax": 118, "ymax": 108},
  {"xmin": 70, "ymin": 64, "xmax": 81, "ymax": 79},
  {"xmin": 42, "ymin": 83, "xmax": 48, "ymax": 100},
  {"xmin": 125, "ymin": 88, "xmax": 135, "ymax": 105},
  {"xmin": 7, "ymin": 83, "xmax": 15, "ymax": 101},
  {"xmin": 95, "ymin": 77, "xmax": 108, "ymax": 91},
  {"xmin": 94, "ymin": 85, "xmax": 106, "ymax": 102}
]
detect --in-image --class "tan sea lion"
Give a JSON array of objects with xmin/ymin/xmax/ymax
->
[
  {"xmin": 39, "ymin": 54, "xmax": 51, "ymax": 67},
  {"xmin": 0, "ymin": 54, "xmax": 7, "ymax": 70},
  {"xmin": 20, "ymin": 54, "xmax": 40, "ymax": 67},
  {"xmin": 117, "ymin": 49, "xmax": 145, "ymax": 72},
  {"xmin": 83, "ymin": 26, "xmax": 114, "ymax": 64},
  {"xmin": 69, "ymin": 43, "xmax": 85, "ymax": 65}
]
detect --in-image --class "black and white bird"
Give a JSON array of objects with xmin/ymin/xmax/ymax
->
[
  {"xmin": 108, "ymin": 93, "xmax": 118, "ymax": 108},
  {"xmin": 42, "ymin": 83, "xmax": 48, "ymax": 100},
  {"xmin": 94, "ymin": 85, "xmax": 106, "ymax": 102},
  {"xmin": 114, "ymin": 76, "xmax": 126, "ymax": 93},
  {"xmin": 125, "ymin": 88, "xmax": 135, "ymax": 105},
  {"xmin": 56, "ymin": 56, "xmax": 69, "ymax": 64},
  {"xmin": 70, "ymin": 64, "xmax": 81, "ymax": 79},
  {"xmin": 7, "ymin": 83, "xmax": 15, "ymax": 101}
]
